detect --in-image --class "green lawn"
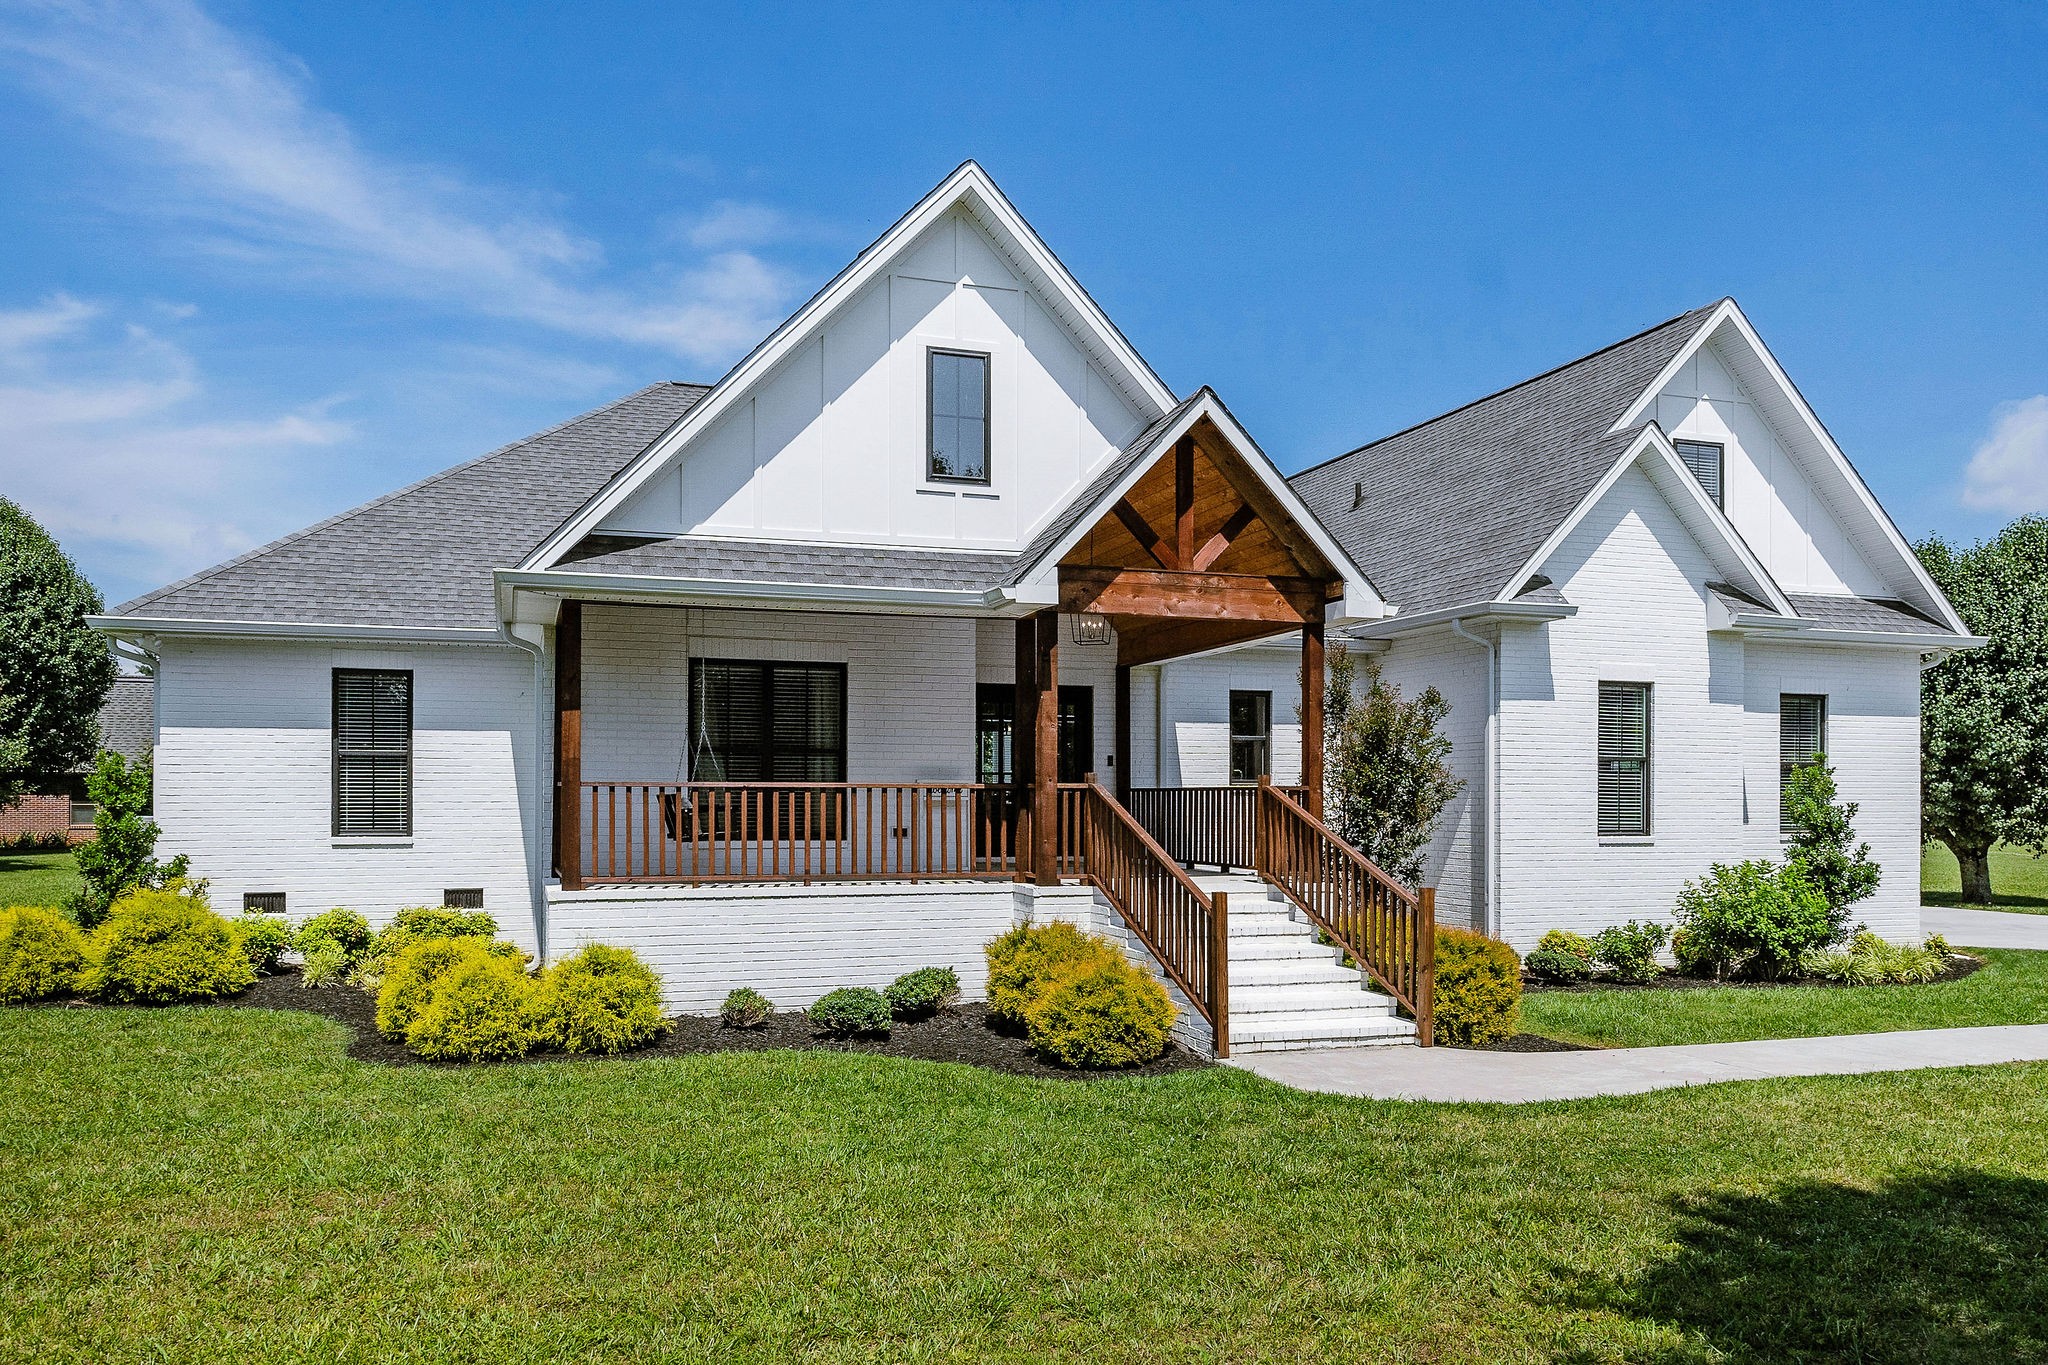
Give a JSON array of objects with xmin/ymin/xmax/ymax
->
[
  {"xmin": 1521, "ymin": 948, "xmax": 2048, "ymax": 1049},
  {"xmin": 4, "ymin": 1007, "xmax": 2048, "ymax": 1361},
  {"xmin": 1923, "ymin": 841, "xmax": 2048, "ymax": 911},
  {"xmin": 0, "ymin": 851, "xmax": 79, "ymax": 907}
]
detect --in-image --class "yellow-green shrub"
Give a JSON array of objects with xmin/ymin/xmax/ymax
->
[
  {"xmin": 0, "ymin": 906, "xmax": 88, "ymax": 1004},
  {"xmin": 985, "ymin": 921, "xmax": 1116, "ymax": 1028},
  {"xmin": 404, "ymin": 946, "xmax": 538, "ymax": 1062},
  {"xmin": 532, "ymin": 944, "xmax": 668, "ymax": 1054},
  {"xmin": 1537, "ymin": 929, "xmax": 1597, "ymax": 960},
  {"xmin": 375, "ymin": 937, "xmax": 475, "ymax": 1039},
  {"xmin": 86, "ymin": 888, "xmax": 255, "ymax": 1004},
  {"xmin": 1024, "ymin": 955, "xmax": 1175, "ymax": 1068},
  {"xmin": 1433, "ymin": 927, "xmax": 1520, "ymax": 1047}
]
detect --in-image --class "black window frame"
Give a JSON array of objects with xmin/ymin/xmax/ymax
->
[
  {"xmin": 1597, "ymin": 681, "xmax": 1652, "ymax": 837},
  {"xmin": 926, "ymin": 347, "xmax": 992, "ymax": 485},
  {"xmin": 1673, "ymin": 438, "xmax": 1726, "ymax": 509},
  {"xmin": 1779, "ymin": 693, "xmax": 1829, "ymax": 836},
  {"xmin": 1228, "ymin": 690, "xmax": 1272, "ymax": 784},
  {"xmin": 332, "ymin": 668, "xmax": 413, "ymax": 838},
  {"xmin": 687, "ymin": 658, "xmax": 849, "ymax": 784}
]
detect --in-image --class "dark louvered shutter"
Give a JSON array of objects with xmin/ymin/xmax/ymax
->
[
  {"xmin": 690, "ymin": 659, "xmax": 845, "ymax": 784},
  {"xmin": 1779, "ymin": 694, "xmax": 1827, "ymax": 834},
  {"xmin": 333, "ymin": 670, "xmax": 412, "ymax": 836},
  {"xmin": 1597, "ymin": 682, "xmax": 1651, "ymax": 836},
  {"xmin": 1674, "ymin": 440, "xmax": 1725, "ymax": 508}
]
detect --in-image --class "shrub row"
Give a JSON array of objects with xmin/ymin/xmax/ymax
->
[
  {"xmin": 375, "ymin": 938, "xmax": 668, "ymax": 1061},
  {"xmin": 0, "ymin": 887, "xmax": 254, "ymax": 1006},
  {"xmin": 985, "ymin": 922, "xmax": 1175, "ymax": 1068}
]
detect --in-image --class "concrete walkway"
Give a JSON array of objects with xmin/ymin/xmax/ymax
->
[
  {"xmin": 1923, "ymin": 905, "xmax": 2048, "ymax": 949},
  {"xmin": 1229, "ymin": 1024, "xmax": 2048, "ymax": 1103}
]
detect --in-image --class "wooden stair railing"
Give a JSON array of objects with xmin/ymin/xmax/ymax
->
[
  {"xmin": 1125, "ymin": 784, "xmax": 1310, "ymax": 871},
  {"xmin": 1254, "ymin": 780, "xmax": 1435, "ymax": 1045},
  {"xmin": 1071, "ymin": 778, "xmax": 1230, "ymax": 1057}
]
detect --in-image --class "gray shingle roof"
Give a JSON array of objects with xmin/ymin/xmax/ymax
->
[
  {"xmin": 556, "ymin": 535, "xmax": 1016, "ymax": 592},
  {"xmin": 1289, "ymin": 305, "xmax": 1721, "ymax": 614},
  {"xmin": 1785, "ymin": 593, "xmax": 1946, "ymax": 633},
  {"xmin": 85, "ymin": 676, "xmax": 154, "ymax": 768},
  {"xmin": 114, "ymin": 383, "xmax": 709, "ymax": 630}
]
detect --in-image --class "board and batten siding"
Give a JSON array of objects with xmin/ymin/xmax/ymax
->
[{"xmin": 152, "ymin": 637, "xmax": 543, "ymax": 950}]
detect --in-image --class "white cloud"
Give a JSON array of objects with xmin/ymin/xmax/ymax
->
[
  {"xmin": 1961, "ymin": 395, "xmax": 2048, "ymax": 513},
  {"xmin": 0, "ymin": 295, "xmax": 350, "ymax": 597},
  {"xmin": 678, "ymin": 200, "xmax": 798, "ymax": 251},
  {"xmin": 0, "ymin": 0, "xmax": 796, "ymax": 367}
]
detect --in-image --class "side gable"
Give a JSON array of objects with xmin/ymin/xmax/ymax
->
[
  {"xmin": 1616, "ymin": 299, "xmax": 1966, "ymax": 633},
  {"xmin": 528, "ymin": 162, "xmax": 1178, "ymax": 569}
]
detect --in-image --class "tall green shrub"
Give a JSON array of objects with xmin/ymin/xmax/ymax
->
[
  {"xmin": 1432, "ymin": 928, "xmax": 1520, "ymax": 1046},
  {"xmin": 1318, "ymin": 646, "xmax": 1462, "ymax": 886},
  {"xmin": 1783, "ymin": 754, "xmax": 1880, "ymax": 933},
  {"xmin": 1673, "ymin": 860, "xmax": 1833, "ymax": 980},
  {"xmin": 0, "ymin": 498, "xmax": 115, "ymax": 812},
  {"xmin": 69, "ymin": 753, "xmax": 189, "ymax": 928}
]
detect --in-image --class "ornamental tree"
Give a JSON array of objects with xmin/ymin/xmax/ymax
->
[
  {"xmin": 1782, "ymin": 754, "xmax": 1879, "ymax": 937},
  {"xmin": 1316, "ymin": 645, "xmax": 1463, "ymax": 887},
  {"xmin": 1917, "ymin": 517, "xmax": 2048, "ymax": 903},
  {"xmin": 0, "ymin": 498, "xmax": 115, "ymax": 809}
]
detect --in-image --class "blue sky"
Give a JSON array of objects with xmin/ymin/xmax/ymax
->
[{"xmin": 2, "ymin": 0, "xmax": 2044, "ymax": 608}]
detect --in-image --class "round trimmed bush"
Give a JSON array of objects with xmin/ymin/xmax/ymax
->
[
  {"xmin": 985, "ymin": 921, "xmax": 1115, "ymax": 1028},
  {"xmin": 808, "ymin": 986, "xmax": 891, "ymax": 1037},
  {"xmin": 884, "ymin": 965, "xmax": 960, "ymax": 1019},
  {"xmin": 404, "ymin": 946, "xmax": 539, "ymax": 1061},
  {"xmin": 364, "ymin": 907, "xmax": 498, "ymax": 969},
  {"xmin": 0, "ymin": 906, "xmax": 89, "ymax": 1004},
  {"xmin": 1522, "ymin": 947, "xmax": 1592, "ymax": 984},
  {"xmin": 294, "ymin": 908, "xmax": 371, "ymax": 963},
  {"xmin": 1433, "ymin": 927, "xmax": 1520, "ymax": 1047},
  {"xmin": 532, "ymin": 944, "xmax": 668, "ymax": 1055},
  {"xmin": 720, "ymin": 986, "xmax": 773, "ymax": 1029},
  {"xmin": 375, "ymin": 937, "xmax": 475, "ymax": 1038},
  {"xmin": 1537, "ymin": 929, "xmax": 1598, "ymax": 961},
  {"xmin": 87, "ymin": 889, "xmax": 255, "ymax": 1004},
  {"xmin": 233, "ymin": 914, "xmax": 292, "ymax": 975},
  {"xmin": 1024, "ymin": 956, "xmax": 1174, "ymax": 1068}
]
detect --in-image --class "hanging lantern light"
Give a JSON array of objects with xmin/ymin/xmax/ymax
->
[{"xmin": 1071, "ymin": 613, "xmax": 1112, "ymax": 645}]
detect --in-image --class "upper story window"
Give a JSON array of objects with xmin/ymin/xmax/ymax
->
[
  {"xmin": 333, "ymin": 669, "xmax": 412, "ymax": 837},
  {"xmin": 928, "ymin": 349, "xmax": 990, "ymax": 484},
  {"xmin": 1779, "ymin": 693, "xmax": 1828, "ymax": 835},
  {"xmin": 1674, "ymin": 439, "xmax": 1725, "ymax": 508},
  {"xmin": 1229, "ymin": 690, "xmax": 1272, "ymax": 783},
  {"xmin": 1597, "ymin": 681, "xmax": 1651, "ymax": 837}
]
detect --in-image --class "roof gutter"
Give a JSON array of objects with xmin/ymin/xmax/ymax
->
[
  {"xmin": 496, "ymin": 568, "xmax": 1012, "ymax": 622},
  {"xmin": 1719, "ymin": 610, "xmax": 1987, "ymax": 651},
  {"xmin": 86, "ymin": 615, "xmax": 505, "ymax": 645},
  {"xmin": 1345, "ymin": 597, "xmax": 1577, "ymax": 641}
]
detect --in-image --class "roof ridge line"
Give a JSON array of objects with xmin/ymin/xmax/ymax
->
[
  {"xmin": 116, "ymin": 381, "xmax": 707, "ymax": 616},
  {"xmin": 1289, "ymin": 300, "xmax": 1725, "ymax": 483}
]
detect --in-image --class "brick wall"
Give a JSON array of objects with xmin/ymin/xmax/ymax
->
[{"xmin": 0, "ymin": 794, "xmax": 86, "ymax": 847}]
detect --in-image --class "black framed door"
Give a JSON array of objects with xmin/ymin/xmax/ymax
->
[{"xmin": 976, "ymin": 683, "xmax": 1093, "ymax": 856}]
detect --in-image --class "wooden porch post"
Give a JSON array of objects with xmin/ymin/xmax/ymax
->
[
  {"xmin": 1114, "ymin": 662, "xmax": 1132, "ymax": 803},
  {"xmin": 554, "ymin": 600, "xmax": 583, "ymax": 891},
  {"xmin": 1301, "ymin": 600, "xmax": 1325, "ymax": 819},
  {"xmin": 1013, "ymin": 616, "xmax": 1039, "ymax": 880},
  {"xmin": 1031, "ymin": 610, "xmax": 1060, "ymax": 885}
]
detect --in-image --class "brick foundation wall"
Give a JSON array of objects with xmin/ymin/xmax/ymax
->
[{"xmin": 0, "ymin": 794, "xmax": 91, "ymax": 846}]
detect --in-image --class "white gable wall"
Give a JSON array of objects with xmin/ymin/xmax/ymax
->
[
  {"xmin": 1652, "ymin": 337, "xmax": 1891, "ymax": 596},
  {"xmin": 600, "ymin": 208, "xmax": 1150, "ymax": 551}
]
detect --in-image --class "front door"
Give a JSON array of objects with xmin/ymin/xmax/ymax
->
[{"xmin": 975, "ymin": 684, "xmax": 1093, "ymax": 859}]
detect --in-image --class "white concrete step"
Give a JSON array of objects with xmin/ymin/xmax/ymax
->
[
  {"xmin": 1230, "ymin": 1011, "xmax": 1418, "ymax": 1053},
  {"xmin": 1231, "ymin": 984, "xmax": 1401, "ymax": 1016},
  {"xmin": 1228, "ymin": 936, "xmax": 1337, "ymax": 962},
  {"xmin": 1231, "ymin": 957, "xmax": 1365, "ymax": 988},
  {"xmin": 1229, "ymin": 914, "xmax": 1312, "ymax": 937}
]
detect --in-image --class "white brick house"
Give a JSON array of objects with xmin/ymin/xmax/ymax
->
[{"xmin": 92, "ymin": 165, "xmax": 1972, "ymax": 1052}]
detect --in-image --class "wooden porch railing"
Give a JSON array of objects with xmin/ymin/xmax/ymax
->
[
  {"xmin": 1072, "ymin": 778, "xmax": 1229, "ymax": 1057},
  {"xmin": 1254, "ymin": 780, "xmax": 1435, "ymax": 1044},
  {"xmin": 1126, "ymin": 784, "xmax": 1309, "ymax": 870}
]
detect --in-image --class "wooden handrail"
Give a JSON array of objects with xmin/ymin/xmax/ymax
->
[
  {"xmin": 1073, "ymin": 778, "xmax": 1229, "ymax": 1057},
  {"xmin": 1254, "ymin": 781, "xmax": 1435, "ymax": 1044}
]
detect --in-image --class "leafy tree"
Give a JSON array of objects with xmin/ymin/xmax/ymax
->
[
  {"xmin": 0, "ymin": 498, "xmax": 116, "ymax": 809},
  {"xmin": 1917, "ymin": 518, "xmax": 2048, "ymax": 903},
  {"xmin": 1783, "ymin": 753, "xmax": 1880, "ymax": 937},
  {"xmin": 69, "ymin": 753, "xmax": 190, "ymax": 928},
  {"xmin": 1315, "ymin": 645, "xmax": 1462, "ymax": 886}
]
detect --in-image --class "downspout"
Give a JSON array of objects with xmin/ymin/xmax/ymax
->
[
  {"xmin": 1449, "ymin": 617, "xmax": 1499, "ymax": 937},
  {"xmin": 497, "ymin": 615, "xmax": 552, "ymax": 965}
]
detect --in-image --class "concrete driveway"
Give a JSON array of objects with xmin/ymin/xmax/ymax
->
[{"xmin": 1923, "ymin": 905, "xmax": 2048, "ymax": 949}]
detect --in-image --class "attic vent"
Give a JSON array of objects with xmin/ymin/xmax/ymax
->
[
  {"xmin": 443, "ymin": 888, "xmax": 485, "ymax": 910},
  {"xmin": 244, "ymin": 892, "xmax": 287, "ymax": 914},
  {"xmin": 1352, "ymin": 481, "xmax": 1365, "ymax": 509}
]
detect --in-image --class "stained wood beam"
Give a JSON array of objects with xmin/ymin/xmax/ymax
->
[
  {"xmin": 1174, "ymin": 434, "xmax": 1196, "ymax": 570},
  {"xmin": 1197, "ymin": 430, "xmax": 1334, "ymax": 579},
  {"xmin": 1190, "ymin": 501, "xmax": 1259, "ymax": 572},
  {"xmin": 1112, "ymin": 498, "xmax": 1178, "ymax": 570},
  {"xmin": 1060, "ymin": 566, "xmax": 1327, "ymax": 623},
  {"xmin": 1115, "ymin": 618, "xmax": 1297, "ymax": 668}
]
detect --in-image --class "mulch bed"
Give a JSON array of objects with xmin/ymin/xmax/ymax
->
[
  {"xmin": 1522, "ymin": 953, "xmax": 1985, "ymax": 994},
  {"xmin": 1460, "ymin": 1032, "xmax": 1594, "ymax": 1053},
  {"xmin": 171, "ymin": 971, "xmax": 1212, "ymax": 1079}
]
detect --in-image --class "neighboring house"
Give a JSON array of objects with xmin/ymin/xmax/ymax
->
[
  {"xmin": 87, "ymin": 164, "xmax": 1972, "ymax": 1052},
  {"xmin": 0, "ymin": 675, "xmax": 155, "ymax": 847},
  {"xmin": 1148, "ymin": 300, "xmax": 1976, "ymax": 947}
]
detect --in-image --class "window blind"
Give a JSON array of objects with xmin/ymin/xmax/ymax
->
[
  {"xmin": 689, "ymin": 659, "xmax": 847, "ymax": 783},
  {"xmin": 1780, "ymin": 693, "xmax": 1828, "ymax": 834},
  {"xmin": 1674, "ymin": 439, "xmax": 1725, "ymax": 508},
  {"xmin": 333, "ymin": 669, "xmax": 412, "ymax": 837},
  {"xmin": 1598, "ymin": 682, "xmax": 1651, "ymax": 836}
]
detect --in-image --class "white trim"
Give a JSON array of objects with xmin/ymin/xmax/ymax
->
[
  {"xmin": 1493, "ymin": 425, "xmax": 1795, "ymax": 616},
  {"xmin": 1611, "ymin": 298, "xmax": 1969, "ymax": 635},
  {"xmin": 1348, "ymin": 597, "xmax": 1577, "ymax": 640},
  {"xmin": 87, "ymin": 615, "xmax": 506, "ymax": 645},
  {"xmin": 494, "ymin": 568, "xmax": 1010, "ymax": 620},
  {"xmin": 521, "ymin": 162, "xmax": 1178, "ymax": 574}
]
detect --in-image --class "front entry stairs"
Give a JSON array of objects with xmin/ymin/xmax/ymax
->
[{"xmin": 1195, "ymin": 874, "xmax": 1418, "ymax": 1053}]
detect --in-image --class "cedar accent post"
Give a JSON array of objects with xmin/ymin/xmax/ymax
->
[
  {"xmin": 1416, "ymin": 886, "xmax": 1437, "ymax": 1047},
  {"xmin": 1301, "ymin": 600, "xmax": 1326, "ymax": 819},
  {"xmin": 554, "ymin": 600, "xmax": 584, "ymax": 891},
  {"xmin": 1031, "ymin": 610, "xmax": 1060, "ymax": 885},
  {"xmin": 1174, "ymin": 434, "xmax": 1196, "ymax": 570},
  {"xmin": 1114, "ymin": 663, "xmax": 1133, "ymax": 803},
  {"xmin": 1013, "ymin": 617, "xmax": 1038, "ymax": 881},
  {"xmin": 1209, "ymin": 889, "xmax": 1230, "ymax": 1058}
]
